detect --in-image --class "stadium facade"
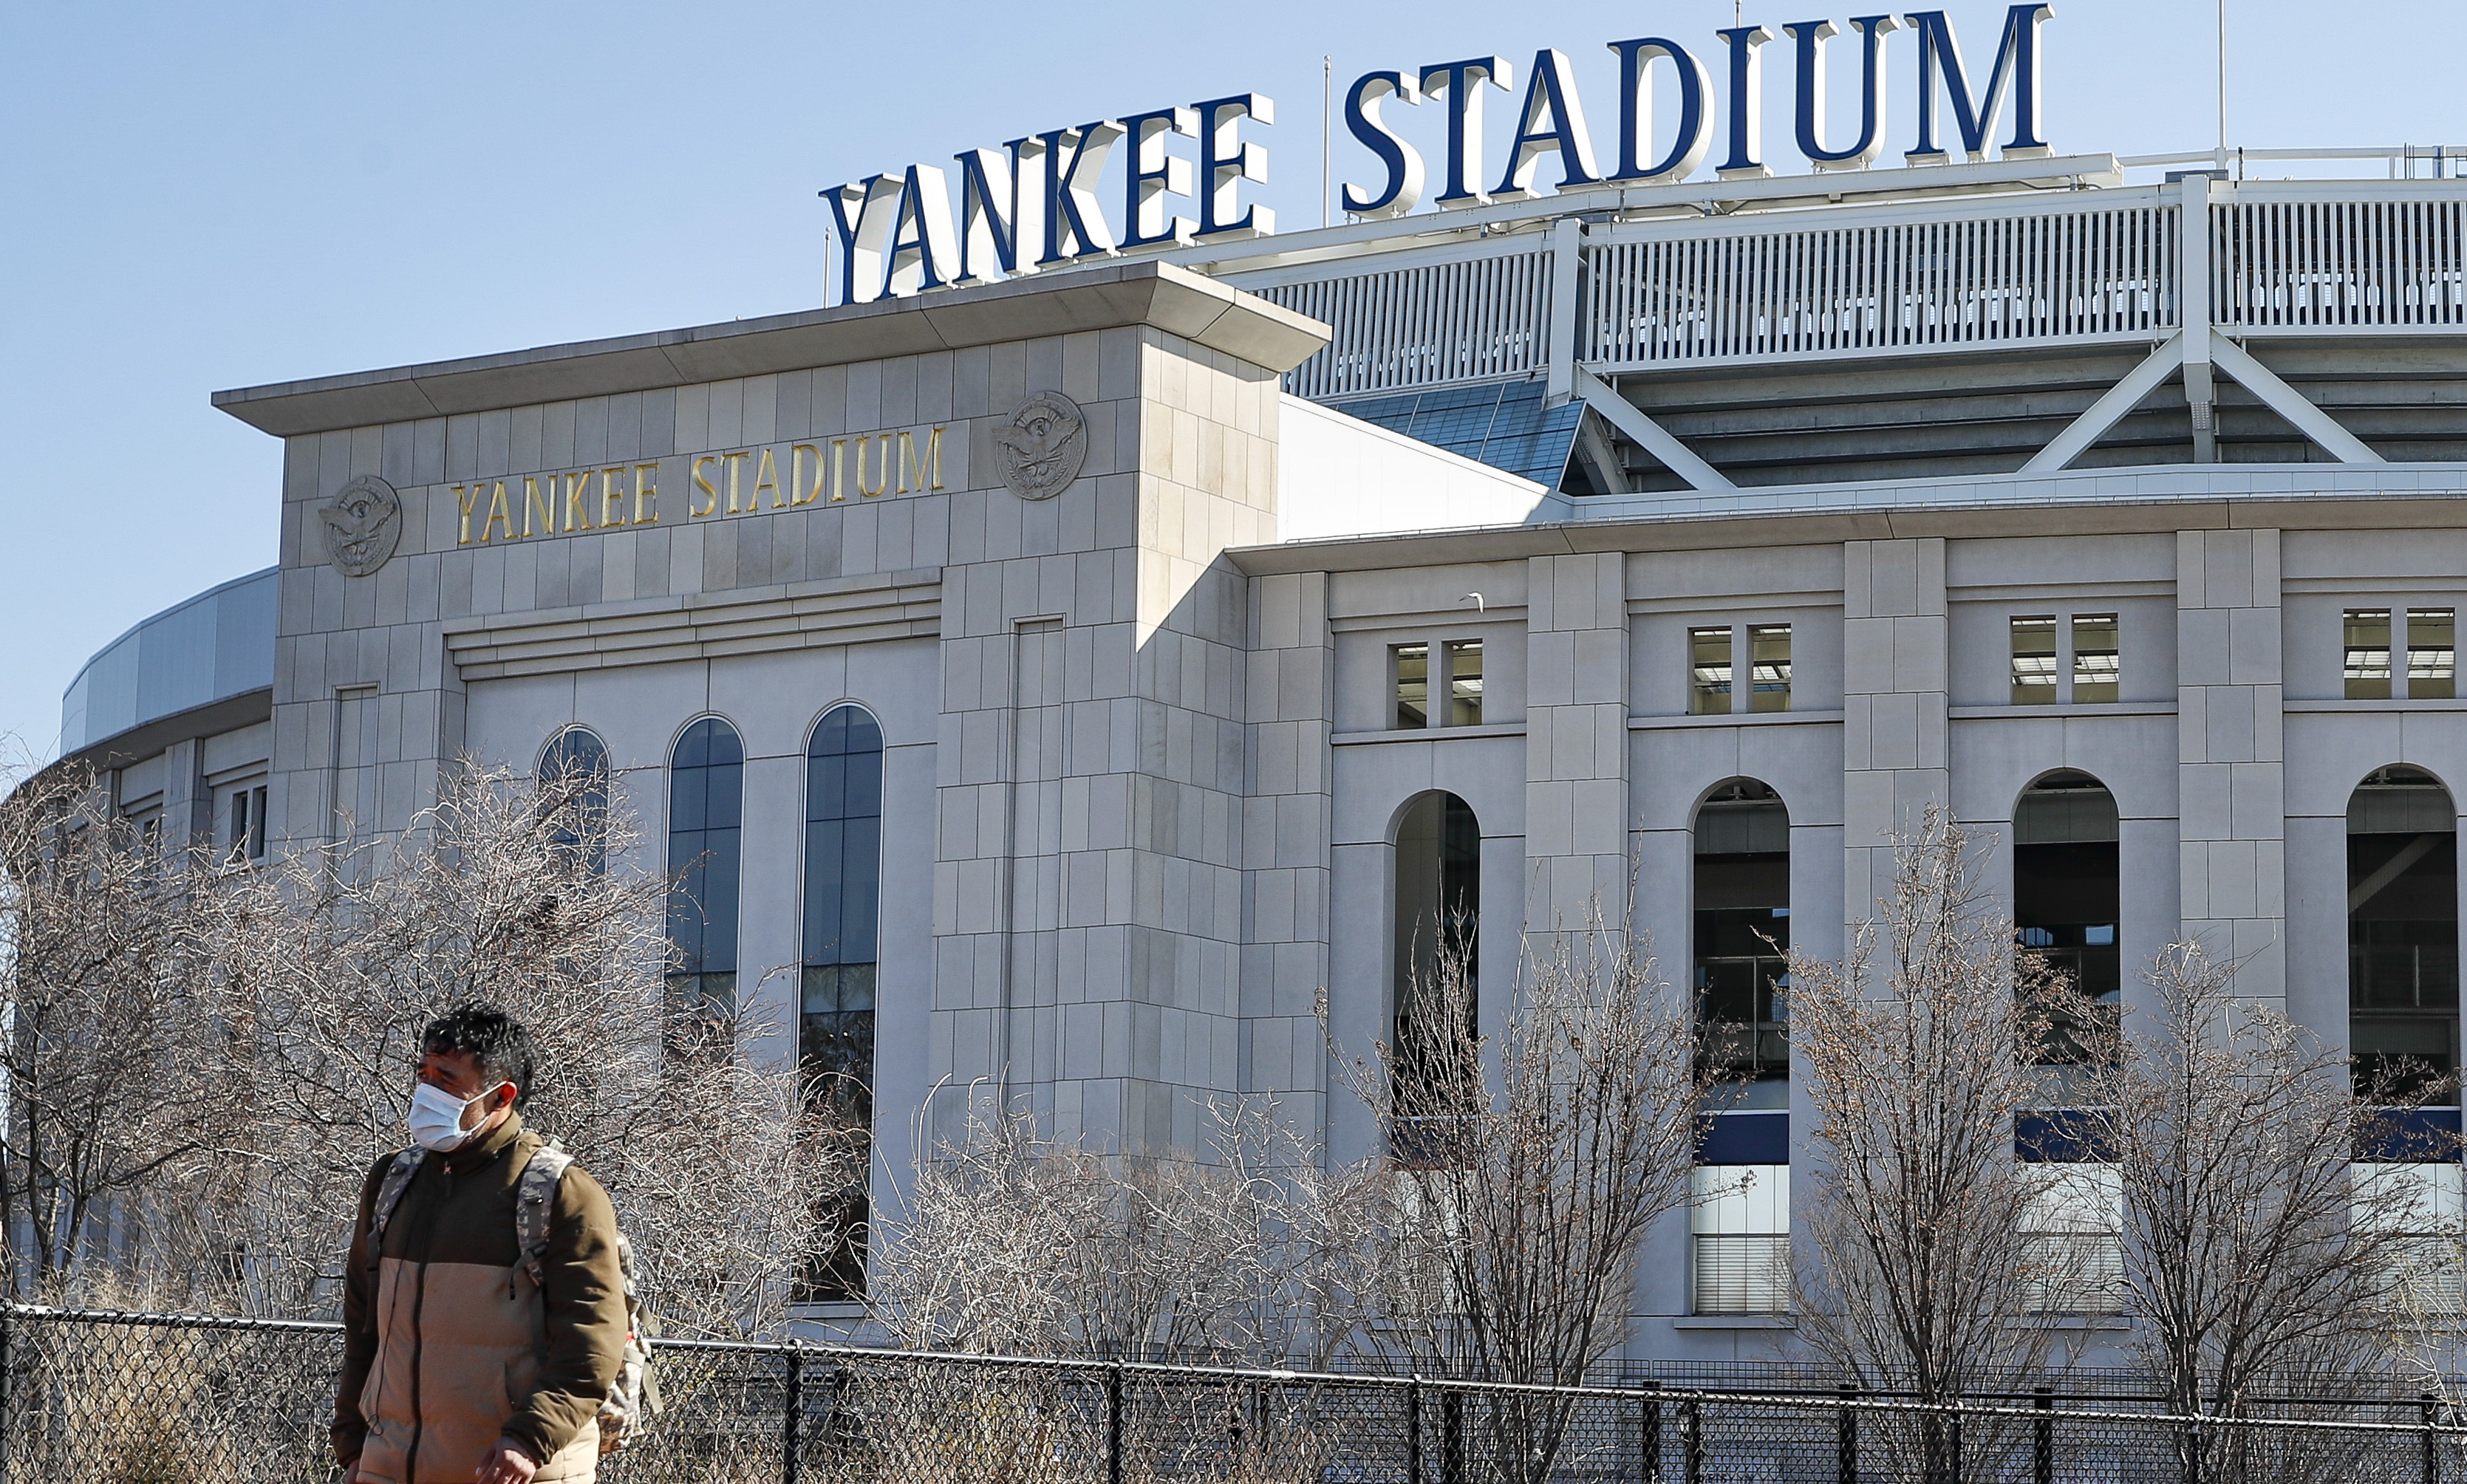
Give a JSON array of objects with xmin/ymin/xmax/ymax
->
[{"xmin": 64, "ymin": 27, "xmax": 2467, "ymax": 1356}]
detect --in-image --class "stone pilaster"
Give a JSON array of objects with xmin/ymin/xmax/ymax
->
[
  {"xmin": 2175, "ymin": 529, "xmax": 2286, "ymax": 1005},
  {"xmin": 927, "ymin": 329, "xmax": 1285, "ymax": 1158},
  {"xmin": 1524, "ymin": 552, "xmax": 1631, "ymax": 932},
  {"xmin": 1240, "ymin": 571, "xmax": 1334, "ymax": 1132},
  {"xmin": 1841, "ymin": 538, "xmax": 1950, "ymax": 925}
]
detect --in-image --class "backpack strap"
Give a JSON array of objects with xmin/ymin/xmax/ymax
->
[
  {"xmin": 513, "ymin": 1139, "xmax": 576, "ymax": 1295},
  {"xmin": 364, "ymin": 1147, "xmax": 426, "ymax": 1286}
]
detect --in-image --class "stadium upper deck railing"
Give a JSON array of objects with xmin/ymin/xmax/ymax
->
[{"xmin": 1216, "ymin": 166, "xmax": 2467, "ymax": 401}]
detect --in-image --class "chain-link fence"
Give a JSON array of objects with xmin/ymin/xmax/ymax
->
[{"xmin": 5, "ymin": 1303, "xmax": 2466, "ymax": 1484}]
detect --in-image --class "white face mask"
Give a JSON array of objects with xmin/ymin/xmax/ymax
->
[{"xmin": 406, "ymin": 1080, "xmax": 502, "ymax": 1154}]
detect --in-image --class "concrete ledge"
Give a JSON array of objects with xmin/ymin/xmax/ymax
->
[{"xmin": 214, "ymin": 262, "xmax": 1332, "ymax": 437}]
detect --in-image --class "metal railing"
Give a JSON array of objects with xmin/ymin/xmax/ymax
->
[
  {"xmin": 9, "ymin": 1303, "xmax": 2467, "ymax": 1484},
  {"xmin": 1238, "ymin": 178, "xmax": 2467, "ymax": 398}
]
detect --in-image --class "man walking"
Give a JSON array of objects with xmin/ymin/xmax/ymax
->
[{"xmin": 335, "ymin": 1005, "xmax": 628, "ymax": 1484}]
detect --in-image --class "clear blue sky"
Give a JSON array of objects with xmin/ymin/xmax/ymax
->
[{"xmin": 1, "ymin": 1, "xmax": 2457, "ymax": 756}]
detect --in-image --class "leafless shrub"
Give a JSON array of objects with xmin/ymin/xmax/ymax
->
[
  {"xmin": 1786, "ymin": 807, "xmax": 2087, "ymax": 1472},
  {"xmin": 0, "ymin": 753, "xmax": 861, "ymax": 1336},
  {"xmin": 0, "ymin": 756, "xmax": 228, "ymax": 1298},
  {"xmin": 2075, "ymin": 943, "xmax": 2450, "ymax": 1429},
  {"xmin": 869, "ymin": 1089, "xmax": 1354, "ymax": 1367},
  {"xmin": 1330, "ymin": 909, "xmax": 1704, "ymax": 1484}
]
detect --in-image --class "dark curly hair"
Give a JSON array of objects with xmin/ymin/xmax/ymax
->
[{"xmin": 420, "ymin": 1002, "xmax": 538, "ymax": 1109}]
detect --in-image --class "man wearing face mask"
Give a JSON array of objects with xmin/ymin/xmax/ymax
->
[{"xmin": 333, "ymin": 1005, "xmax": 627, "ymax": 1484}]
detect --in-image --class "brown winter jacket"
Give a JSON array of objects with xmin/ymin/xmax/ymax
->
[{"xmin": 333, "ymin": 1112, "xmax": 627, "ymax": 1484}]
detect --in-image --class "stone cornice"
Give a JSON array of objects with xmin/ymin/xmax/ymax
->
[{"xmin": 214, "ymin": 262, "xmax": 1331, "ymax": 438}]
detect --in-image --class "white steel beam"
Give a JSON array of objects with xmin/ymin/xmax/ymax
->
[
  {"xmin": 2020, "ymin": 333, "xmax": 2187, "ymax": 473},
  {"xmin": 2210, "ymin": 333, "xmax": 2386, "ymax": 465},
  {"xmin": 1574, "ymin": 406, "xmax": 1632, "ymax": 494},
  {"xmin": 1572, "ymin": 366, "xmax": 1734, "ymax": 493},
  {"xmin": 1546, "ymin": 218, "xmax": 1582, "ymax": 404}
]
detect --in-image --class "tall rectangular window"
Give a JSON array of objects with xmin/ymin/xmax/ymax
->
[
  {"xmin": 2071, "ymin": 613, "xmax": 2120, "ymax": 704},
  {"xmin": 2021, "ymin": 1165, "xmax": 2124, "ymax": 1314},
  {"xmin": 2347, "ymin": 609, "xmax": 2395, "ymax": 700},
  {"xmin": 227, "ymin": 783, "xmax": 268, "ymax": 863},
  {"xmin": 2011, "ymin": 616, "xmax": 2058, "ymax": 705},
  {"xmin": 1443, "ymin": 639, "xmax": 1484, "ymax": 726},
  {"xmin": 1692, "ymin": 1165, "xmax": 1789, "ymax": 1314},
  {"xmin": 1393, "ymin": 643, "xmax": 1429, "ymax": 728},
  {"xmin": 2410, "ymin": 609, "xmax": 2457, "ymax": 701},
  {"xmin": 1746, "ymin": 624, "xmax": 1792, "ymax": 714},
  {"xmin": 804, "ymin": 705, "xmax": 884, "ymax": 1302},
  {"xmin": 1690, "ymin": 627, "xmax": 1733, "ymax": 715},
  {"xmin": 2353, "ymin": 1163, "xmax": 2465, "ymax": 1315}
]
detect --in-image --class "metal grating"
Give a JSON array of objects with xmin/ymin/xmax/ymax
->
[
  {"xmin": 2214, "ymin": 195, "xmax": 2467, "ymax": 331},
  {"xmin": 1254, "ymin": 247, "xmax": 1551, "ymax": 400},
  {"xmin": 1583, "ymin": 202, "xmax": 2180, "ymax": 370}
]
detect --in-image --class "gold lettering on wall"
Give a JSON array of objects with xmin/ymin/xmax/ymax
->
[
  {"xmin": 897, "ymin": 428, "xmax": 944, "ymax": 493},
  {"xmin": 755, "ymin": 447, "xmax": 782, "ymax": 509},
  {"xmin": 855, "ymin": 436, "xmax": 889, "ymax": 498},
  {"xmin": 691, "ymin": 457, "xmax": 720, "ymax": 517},
  {"xmin": 438, "ymin": 423, "xmax": 944, "ymax": 550},
  {"xmin": 522, "ymin": 476, "xmax": 554, "ymax": 538},
  {"xmin": 791, "ymin": 445, "xmax": 824, "ymax": 506},
  {"xmin": 562, "ymin": 472, "xmax": 597, "ymax": 532},
  {"xmin": 482, "ymin": 482, "xmax": 513, "ymax": 542}
]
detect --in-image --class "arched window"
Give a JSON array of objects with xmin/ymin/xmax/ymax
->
[
  {"xmin": 666, "ymin": 718, "xmax": 744, "ymax": 1030},
  {"xmin": 802, "ymin": 705, "xmax": 883, "ymax": 1301},
  {"xmin": 2350, "ymin": 765, "xmax": 2458, "ymax": 1095},
  {"xmin": 1393, "ymin": 791, "xmax": 1479, "ymax": 1118},
  {"xmin": 1693, "ymin": 780, "xmax": 1790, "ymax": 1108},
  {"xmin": 803, "ymin": 705, "xmax": 883, "ymax": 1109},
  {"xmin": 2014, "ymin": 770, "xmax": 2121, "ymax": 1070},
  {"xmin": 539, "ymin": 726, "xmax": 610, "ymax": 874}
]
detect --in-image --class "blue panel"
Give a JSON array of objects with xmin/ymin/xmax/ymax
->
[
  {"xmin": 1323, "ymin": 380, "xmax": 1580, "ymax": 490},
  {"xmin": 1695, "ymin": 1109, "xmax": 1789, "ymax": 1164},
  {"xmin": 2359, "ymin": 1105, "xmax": 2464, "ymax": 1162},
  {"xmin": 2016, "ymin": 1109, "xmax": 2119, "ymax": 1163}
]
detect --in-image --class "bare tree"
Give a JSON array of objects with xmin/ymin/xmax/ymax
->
[
  {"xmin": 1787, "ymin": 809, "xmax": 2084, "ymax": 1440},
  {"xmin": 182, "ymin": 758, "xmax": 861, "ymax": 1333},
  {"xmin": 1331, "ymin": 914, "xmax": 1703, "ymax": 1484},
  {"xmin": 0, "ymin": 759, "xmax": 230, "ymax": 1295},
  {"xmin": 2078, "ymin": 943, "xmax": 2446, "ymax": 1426}
]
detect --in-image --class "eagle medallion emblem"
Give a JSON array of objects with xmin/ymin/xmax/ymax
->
[
  {"xmin": 995, "ymin": 391, "xmax": 1089, "ymax": 501},
  {"xmin": 318, "ymin": 475, "xmax": 404, "ymax": 578}
]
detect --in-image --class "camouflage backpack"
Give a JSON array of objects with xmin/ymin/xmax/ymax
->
[{"xmin": 368, "ymin": 1138, "xmax": 662, "ymax": 1455}]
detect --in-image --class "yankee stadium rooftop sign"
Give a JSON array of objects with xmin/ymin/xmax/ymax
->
[{"xmin": 822, "ymin": 3, "xmax": 2055, "ymax": 307}]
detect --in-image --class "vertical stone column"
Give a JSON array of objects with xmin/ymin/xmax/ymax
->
[
  {"xmin": 1524, "ymin": 553, "xmax": 1631, "ymax": 932},
  {"xmin": 1241, "ymin": 571, "xmax": 1335, "ymax": 1132},
  {"xmin": 1840, "ymin": 538, "xmax": 1949, "ymax": 926},
  {"xmin": 927, "ymin": 328, "xmax": 1283, "ymax": 1159},
  {"xmin": 2175, "ymin": 529, "xmax": 2287, "ymax": 1006}
]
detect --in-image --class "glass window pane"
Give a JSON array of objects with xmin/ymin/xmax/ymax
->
[
  {"xmin": 2348, "ymin": 609, "xmax": 2395, "ymax": 700},
  {"xmin": 804, "ymin": 705, "xmax": 885, "ymax": 971},
  {"xmin": 669, "ymin": 719, "xmax": 745, "ymax": 980},
  {"xmin": 2071, "ymin": 614, "xmax": 2119, "ymax": 703},
  {"xmin": 1444, "ymin": 639, "xmax": 1484, "ymax": 726},
  {"xmin": 1393, "ymin": 643, "xmax": 1429, "ymax": 728},
  {"xmin": 1690, "ymin": 627, "xmax": 1733, "ymax": 715},
  {"xmin": 2411, "ymin": 609, "xmax": 2456, "ymax": 700},
  {"xmin": 2011, "ymin": 616, "xmax": 2058, "ymax": 705},
  {"xmin": 1747, "ymin": 624, "xmax": 1792, "ymax": 714}
]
